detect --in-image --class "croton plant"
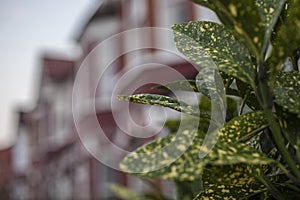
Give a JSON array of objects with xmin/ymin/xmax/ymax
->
[{"xmin": 115, "ymin": 0, "xmax": 300, "ymax": 199}]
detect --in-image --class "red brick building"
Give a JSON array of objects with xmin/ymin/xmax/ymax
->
[{"xmin": 0, "ymin": 146, "xmax": 12, "ymax": 199}]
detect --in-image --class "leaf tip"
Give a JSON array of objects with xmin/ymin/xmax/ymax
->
[{"xmin": 117, "ymin": 95, "xmax": 130, "ymax": 101}]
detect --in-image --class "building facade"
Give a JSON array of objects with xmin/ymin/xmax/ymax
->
[
  {"xmin": 9, "ymin": 0, "xmax": 218, "ymax": 199},
  {"xmin": 0, "ymin": 147, "xmax": 12, "ymax": 199}
]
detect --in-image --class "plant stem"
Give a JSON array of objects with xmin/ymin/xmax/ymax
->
[
  {"xmin": 257, "ymin": 61, "xmax": 300, "ymax": 179},
  {"xmin": 265, "ymin": 109, "xmax": 300, "ymax": 179}
]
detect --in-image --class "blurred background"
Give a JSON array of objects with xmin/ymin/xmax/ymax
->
[{"xmin": 0, "ymin": 0, "xmax": 218, "ymax": 199}]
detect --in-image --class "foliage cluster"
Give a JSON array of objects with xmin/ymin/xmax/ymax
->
[{"xmin": 115, "ymin": 0, "xmax": 300, "ymax": 199}]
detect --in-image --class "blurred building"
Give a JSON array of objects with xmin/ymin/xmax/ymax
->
[
  {"xmin": 9, "ymin": 0, "xmax": 217, "ymax": 199},
  {"xmin": 0, "ymin": 146, "xmax": 12, "ymax": 199}
]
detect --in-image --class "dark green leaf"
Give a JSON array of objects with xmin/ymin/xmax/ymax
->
[
  {"xmin": 172, "ymin": 21, "xmax": 255, "ymax": 87},
  {"xmin": 195, "ymin": 164, "xmax": 267, "ymax": 199},
  {"xmin": 270, "ymin": 0, "xmax": 300, "ymax": 74},
  {"xmin": 274, "ymin": 71, "xmax": 300, "ymax": 117},
  {"xmin": 226, "ymin": 96, "xmax": 239, "ymax": 120},
  {"xmin": 255, "ymin": 0, "xmax": 286, "ymax": 55},
  {"xmin": 236, "ymin": 79, "xmax": 262, "ymax": 111},
  {"xmin": 276, "ymin": 105, "xmax": 300, "ymax": 147},
  {"xmin": 219, "ymin": 71, "xmax": 234, "ymax": 90},
  {"xmin": 193, "ymin": 0, "xmax": 264, "ymax": 57}
]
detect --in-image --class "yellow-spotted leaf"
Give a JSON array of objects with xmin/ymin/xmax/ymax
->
[
  {"xmin": 195, "ymin": 164, "xmax": 267, "ymax": 200},
  {"xmin": 255, "ymin": 0, "xmax": 286, "ymax": 55},
  {"xmin": 198, "ymin": 111, "xmax": 268, "ymax": 158},
  {"xmin": 120, "ymin": 129, "xmax": 206, "ymax": 181},
  {"xmin": 196, "ymin": 68, "xmax": 225, "ymax": 102},
  {"xmin": 270, "ymin": 0, "xmax": 300, "ymax": 75},
  {"xmin": 118, "ymin": 94, "xmax": 199, "ymax": 117},
  {"xmin": 120, "ymin": 128, "xmax": 274, "ymax": 181},
  {"xmin": 172, "ymin": 21, "xmax": 255, "ymax": 87},
  {"xmin": 208, "ymin": 143, "xmax": 274, "ymax": 166},
  {"xmin": 193, "ymin": 0, "xmax": 264, "ymax": 56},
  {"xmin": 198, "ymin": 111, "xmax": 269, "ymax": 156},
  {"xmin": 274, "ymin": 71, "xmax": 300, "ymax": 117},
  {"xmin": 218, "ymin": 111, "xmax": 268, "ymax": 143}
]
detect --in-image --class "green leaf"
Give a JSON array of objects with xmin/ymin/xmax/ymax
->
[
  {"xmin": 196, "ymin": 68, "xmax": 225, "ymax": 101},
  {"xmin": 120, "ymin": 128, "xmax": 274, "ymax": 181},
  {"xmin": 220, "ymin": 111, "xmax": 268, "ymax": 143},
  {"xmin": 195, "ymin": 164, "xmax": 267, "ymax": 199},
  {"xmin": 118, "ymin": 94, "xmax": 199, "ymax": 117},
  {"xmin": 198, "ymin": 111, "xmax": 268, "ymax": 159},
  {"xmin": 219, "ymin": 71, "xmax": 234, "ymax": 90},
  {"xmin": 120, "ymin": 129, "xmax": 204, "ymax": 181},
  {"xmin": 276, "ymin": 105, "xmax": 300, "ymax": 146},
  {"xmin": 273, "ymin": 71, "xmax": 300, "ymax": 117},
  {"xmin": 193, "ymin": 0, "xmax": 264, "ymax": 57},
  {"xmin": 208, "ymin": 143, "xmax": 274, "ymax": 166},
  {"xmin": 270, "ymin": 0, "xmax": 300, "ymax": 74},
  {"xmin": 226, "ymin": 96, "xmax": 239, "ymax": 120},
  {"xmin": 255, "ymin": 0, "xmax": 286, "ymax": 55},
  {"xmin": 236, "ymin": 79, "xmax": 262, "ymax": 111},
  {"xmin": 172, "ymin": 21, "xmax": 255, "ymax": 87}
]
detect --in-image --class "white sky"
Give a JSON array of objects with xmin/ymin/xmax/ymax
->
[{"xmin": 0, "ymin": 0, "xmax": 94, "ymax": 149}]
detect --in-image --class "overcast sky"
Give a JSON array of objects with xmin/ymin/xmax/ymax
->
[{"xmin": 0, "ymin": 0, "xmax": 95, "ymax": 149}]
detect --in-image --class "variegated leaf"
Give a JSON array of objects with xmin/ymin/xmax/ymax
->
[
  {"xmin": 276, "ymin": 105, "xmax": 300, "ymax": 146},
  {"xmin": 172, "ymin": 21, "xmax": 255, "ymax": 87},
  {"xmin": 208, "ymin": 143, "xmax": 274, "ymax": 166},
  {"xmin": 274, "ymin": 71, "xmax": 300, "ymax": 117},
  {"xmin": 236, "ymin": 79, "xmax": 262, "ymax": 111},
  {"xmin": 218, "ymin": 111, "xmax": 268, "ymax": 143},
  {"xmin": 120, "ymin": 128, "xmax": 274, "ymax": 181},
  {"xmin": 255, "ymin": 0, "xmax": 286, "ymax": 54},
  {"xmin": 118, "ymin": 94, "xmax": 199, "ymax": 117},
  {"xmin": 219, "ymin": 71, "xmax": 234, "ymax": 90},
  {"xmin": 120, "ymin": 129, "xmax": 205, "ymax": 181},
  {"xmin": 193, "ymin": 0, "xmax": 264, "ymax": 56},
  {"xmin": 195, "ymin": 164, "xmax": 267, "ymax": 200},
  {"xmin": 270, "ymin": 0, "xmax": 300, "ymax": 73},
  {"xmin": 196, "ymin": 68, "xmax": 225, "ymax": 102},
  {"xmin": 199, "ymin": 111, "xmax": 268, "ymax": 159}
]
